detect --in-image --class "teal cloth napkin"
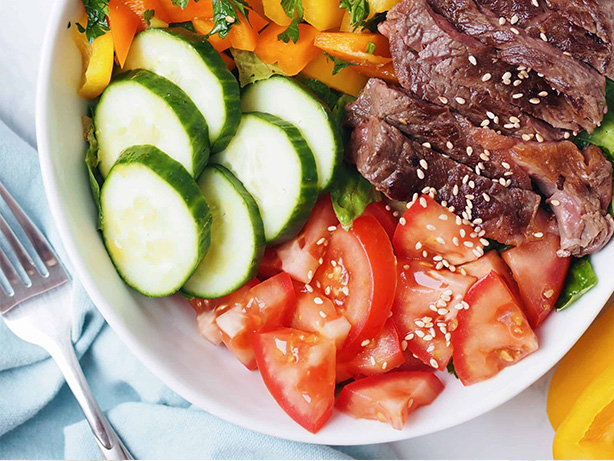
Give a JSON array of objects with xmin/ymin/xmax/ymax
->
[{"xmin": 0, "ymin": 120, "xmax": 396, "ymax": 460}]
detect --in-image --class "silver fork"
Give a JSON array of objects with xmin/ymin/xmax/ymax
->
[{"xmin": 0, "ymin": 180, "xmax": 133, "ymax": 460}]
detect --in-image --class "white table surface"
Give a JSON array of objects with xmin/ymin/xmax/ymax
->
[{"xmin": 0, "ymin": 0, "xmax": 560, "ymax": 458}]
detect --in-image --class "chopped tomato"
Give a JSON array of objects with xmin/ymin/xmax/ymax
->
[
  {"xmin": 393, "ymin": 195, "xmax": 484, "ymax": 266},
  {"xmin": 189, "ymin": 279, "xmax": 258, "ymax": 345},
  {"xmin": 362, "ymin": 202, "xmax": 398, "ymax": 240},
  {"xmin": 216, "ymin": 306, "xmax": 258, "ymax": 369},
  {"xmin": 253, "ymin": 328, "xmax": 336, "ymax": 433},
  {"xmin": 398, "ymin": 349, "xmax": 435, "ymax": 372},
  {"xmin": 290, "ymin": 283, "xmax": 351, "ymax": 348},
  {"xmin": 452, "ymin": 272, "xmax": 538, "ymax": 385},
  {"xmin": 336, "ymin": 319, "xmax": 405, "ymax": 381},
  {"xmin": 336, "ymin": 371, "xmax": 444, "ymax": 430},
  {"xmin": 502, "ymin": 233, "xmax": 570, "ymax": 328},
  {"xmin": 391, "ymin": 259, "xmax": 476, "ymax": 371},
  {"xmin": 260, "ymin": 195, "xmax": 338, "ymax": 283},
  {"xmin": 461, "ymin": 250, "xmax": 522, "ymax": 305},
  {"xmin": 313, "ymin": 215, "xmax": 397, "ymax": 359}
]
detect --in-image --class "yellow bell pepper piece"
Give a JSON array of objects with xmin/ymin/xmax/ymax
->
[
  {"xmin": 303, "ymin": 0, "xmax": 345, "ymax": 31},
  {"xmin": 339, "ymin": 11, "xmax": 353, "ymax": 32},
  {"xmin": 368, "ymin": 0, "xmax": 402, "ymax": 13},
  {"xmin": 547, "ymin": 306, "xmax": 614, "ymax": 429},
  {"xmin": 73, "ymin": 24, "xmax": 114, "ymax": 100},
  {"xmin": 262, "ymin": 0, "xmax": 291, "ymax": 26},
  {"xmin": 553, "ymin": 363, "xmax": 614, "ymax": 460},
  {"xmin": 301, "ymin": 52, "xmax": 368, "ymax": 96}
]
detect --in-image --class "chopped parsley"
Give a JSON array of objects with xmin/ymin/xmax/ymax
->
[
  {"xmin": 366, "ymin": 41, "xmax": 376, "ymax": 54},
  {"xmin": 77, "ymin": 0, "xmax": 110, "ymax": 43},
  {"xmin": 324, "ymin": 52, "xmax": 355, "ymax": 75},
  {"xmin": 339, "ymin": 0, "xmax": 370, "ymax": 31},
  {"xmin": 277, "ymin": 0, "xmax": 303, "ymax": 43},
  {"xmin": 363, "ymin": 11, "xmax": 386, "ymax": 32},
  {"xmin": 143, "ymin": 9, "xmax": 155, "ymax": 26},
  {"xmin": 171, "ymin": 0, "xmax": 190, "ymax": 7},
  {"xmin": 208, "ymin": 0, "xmax": 251, "ymax": 39}
]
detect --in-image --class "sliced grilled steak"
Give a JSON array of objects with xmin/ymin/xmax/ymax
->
[
  {"xmin": 474, "ymin": 0, "xmax": 614, "ymax": 78},
  {"xmin": 510, "ymin": 142, "xmax": 614, "ymax": 256},
  {"xmin": 346, "ymin": 78, "xmax": 532, "ymax": 189},
  {"xmin": 382, "ymin": 0, "xmax": 581, "ymax": 133},
  {"xmin": 426, "ymin": 0, "xmax": 607, "ymax": 132},
  {"xmin": 544, "ymin": 0, "xmax": 614, "ymax": 43},
  {"xmin": 347, "ymin": 117, "xmax": 541, "ymax": 245}
]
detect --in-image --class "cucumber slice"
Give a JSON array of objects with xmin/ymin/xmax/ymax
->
[
  {"xmin": 95, "ymin": 69, "xmax": 209, "ymax": 178},
  {"xmin": 212, "ymin": 113, "xmax": 318, "ymax": 244},
  {"xmin": 101, "ymin": 145, "xmax": 211, "ymax": 297},
  {"xmin": 183, "ymin": 164, "xmax": 265, "ymax": 298},
  {"xmin": 241, "ymin": 76, "xmax": 342, "ymax": 191},
  {"xmin": 124, "ymin": 28, "xmax": 240, "ymax": 152}
]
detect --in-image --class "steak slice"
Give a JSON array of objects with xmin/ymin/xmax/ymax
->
[
  {"xmin": 426, "ymin": 0, "xmax": 607, "ymax": 132},
  {"xmin": 345, "ymin": 78, "xmax": 533, "ymax": 189},
  {"xmin": 510, "ymin": 142, "xmax": 614, "ymax": 256},
  {"xmin": 544, "ymin": 0, "xmax": 614, "ymax": 43},
  {"xmin": 383, "ymin": 0, "xmax": 582, "ymax": 133},
  {"xmin": 347, "ymin": 117, "xmax": 541, "ymax": 246},
  {"xmin": 474, "ymin": 0, "xmax": 614, "ymax": 78}
]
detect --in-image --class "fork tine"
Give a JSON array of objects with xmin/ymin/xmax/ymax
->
[
  {"xmin": 0, "ymin": 180, "xmax": 58, "ymax": 269},
  {"xmin": 0, "ymin": 245, "xmax": 21, "ymax": 292},
  {"xmin": 0, "ymin": 212, "xmax": 40, "ymax": 279}
]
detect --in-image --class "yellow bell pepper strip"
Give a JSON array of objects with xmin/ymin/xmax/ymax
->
[
  {"xmin": 353, "ymin": 61, "xmax": 398, "ymax": 84},
  {"xmin": 255, "ymin": 24, "xmax": 320, "ymax": 75},
  {"xmin": 313, "ymin": 32, "xmax": 392, "ymax": 66},
  {"xmin": 339, "ymin": 11, "xmax": 353, "ymax": 32},
  {"xmin": 300, "ymin": 52, "xmax": 368, "ymax": 96},
  {"xmin": 548, "ymin": 306, "xmax": 614, "ymax": 430},
  {"xmin": 120, "ymin": 0, "xmax": 171, "ymax": 29},
  {"xmin": 73, "ymin": 20, "xmax": 115, "ymax": 100},
  {"xmin": 368, "ymin": 0, "xmax": 401, "ymax": 13},
  {"xmin": 302, "ymin": 0, "xmax": 345, "ymax": 31},
  {"xmin": 553, "ymin": 363, "xmax": 614, "ymax": 460},
  {"xmin": 107, "ymin": 0, "xmax": 140, "ymax": 67},
  {"xmin": 262, "ymin": 0, "xmax": 292, "ymax": 26}
]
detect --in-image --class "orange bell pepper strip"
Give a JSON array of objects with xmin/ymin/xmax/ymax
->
[
  {"xmin": 353, "ymin": 62, "xmax": 398, "ymax": 84},
  {"xmin": 108, "ymin": 0, "xmax": 140, "ymax": 67},
  {"xmin": 248, "ymin": 0, "xmax": 265, "ymax": 17},
  {"xmin": 192, "ymin": 18, "xmax": 233, "ymax": 52},
  {"xmin": 220, "ymin": 52, "xmax": 236, "ymax": 71},
  {"xmin": 73, "ymin": 19, "xmax": 115, "ymax": 99},
  {"xmin": 255, "ymin": 24, "xmax": 321, "ymax": 75},
  {"xmin": 192, "ymin": 10, "xmax": 266, "ymax": 52},
  {"xmin": 301, "ymin": 52, "xmax": 368, "ymax": 96},
  {"xmin": 158, "ymin": 0, "xmax": 214, "ymax": 22},
  {"xmin": 314, "ymin": 32, "xmax": 392, "ymax": 66},
  {"xmin": 120, "ymin": 0, "xmax": 171, "ymax": 29},
  {"xmin": 247, "ymin": 8, "xmax": 270, "ymax": 33}
]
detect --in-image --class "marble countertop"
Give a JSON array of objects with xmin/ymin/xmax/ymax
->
[{"xmin": 0, "ymin": 0, "xmax": 561, "ymax": 458}]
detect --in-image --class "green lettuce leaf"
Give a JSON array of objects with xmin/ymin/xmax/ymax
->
[
  {"xmin": 231, "ymin": 49, "xmax": 288, "ymax": 87},
  {"xmin": 83, "ymin": 116, "xmax": 104, "ymax": 229},
  {"xmin": 556, "ymin": 256, "xmax": 598, "ymax": 311}
]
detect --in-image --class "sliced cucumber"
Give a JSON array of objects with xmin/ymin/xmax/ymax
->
[
  {"xmin": 95, "ymin": 69, "xmax": 209, "ymax": 178},
  {"xmin": 124, "ymin": 28, "xmax": 240, "ymax": 152},
  {"xmin": 101, "ymin": 145, "xmax": 211, "ymax": 297},
  {"xmin": 241, "ymin": 76, "xmax": 342, "ymax": 191},
  {"xmin": 183, "ymin": 164, "xmax": 265, "ymax": 298},
  {"xmin": 212, "ymin": 113, "xmax": 318, "ymax": 244}
]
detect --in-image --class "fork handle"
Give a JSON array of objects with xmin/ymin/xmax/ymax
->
[{"xmin": 48, "ymin": 340, "xmax": 134, "ymax": 460}]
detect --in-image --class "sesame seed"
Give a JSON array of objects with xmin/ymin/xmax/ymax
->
[
  {"xmin": 341, "ymin": 286, "xmax": 349, "ymax": 296},
  {"xmin": 422, "ymin": 250, "xmax": 428, "ymax": 258},
  {"xmin": 465, "ymin": 194, "xmax": 474, "ymax": 201},
  {"xmin": 435, "ymin": 262, "xmax": 444, "ymax": 270},
  {"xmin": 460, "ymin": 228, "xmax": 467, "ymax": 237},
  {"xmin": 482, "ymin": 73, "xmax": 492, "ymax": 82},
  {"xmin": 463, "ymin": 241, "xmax": 474, "ymax": 248},
  {"xmin": 439, "ymin": 214, "xmax": 448, "ymax": 221},
  {"xmin": 534, "ymin": 232, "xmax": 544, "ymax": 238},
  {"xmin": 529, "ymin": 98, "xmax": 541, "ymax": 105},
  {"xmin": 426, "ymin": 224, "xmax": 436, "ymax": 231},
  {"xmin": 420, "ymin": 197, "xmax": 428, "ymax": 208},
  {"xmin": 415, "ymin": 330, "xmax": 425, "ymax": 338},
  {"xmin": 420, "ymin": 159, "xmax": 429, "ymax": 170},
  {"xmin": 427, "ymin": 344, "xmax": 435, "ymax": 353},
  {"xmin": 305, "ymin": 284, "xmax": 313, "ymax": 292},
  {"xmin": 469, "ymin": 55, "xmax": 477, "ymax": 66},
  {"xmin": 439, "ymin": 96, "xmax": 448, "ymax": 104},
  {"xmin": 538, "ymin": 91, "xmax": 548, "ymax": 97},
  {"xmin": 430, "ymin": 358, "xmax": 439, "ymax": 368},
  {"xmin": 415, "ymin": 319, "xmax": 426, "ymax": 328},
  {"xmin": 314, "ymin": 297, "xmax": 323, "ymax": 305},
  {"xmin": 504, "ymin": 123, "xmax": 516, "ymax": 129},
  {"xmin": 405, "ymin": 333, "xmax": 414, "ymax": 341},
  {"xmin": 544, "ymin": 289, "xmax": 554, "ymax": 299},
  {"xmin": 466, "ymin": 146, "xmax": 474, "ymax": 155},
  {"xmin": 513, "ymin": 79, "xmax": 522, "ymax": 87},
  {"xmin": 453, "ymin": 237, "xmax": 460, "ymax": 246},
  {"xmin": 510, "ymin": 15, "xmax": 519, "ymax": 24},
  {"xmin": 331, "ymin": 260, "xmax": 337, "ymax": 267},
  {"xmin": 564, "ymin": 132, "xmax": 570, "ymax": 139},
  {"xmin": 453, "ymin": 184, "xmax": 459, "ymax": 196},
  {"xmin": 532, "ymin": 0, "xmax": 538, "ymax": 6},
  {"xmin": 361, "ymin": 339, "xmax": 371, "ymax": 347},
  {"xmin": 307, "ymin": 270, "xmax": 314, "ymax": 280},
  {"xmin": 319, "ymin": 311, "xmax": 327, "ymax": 318},
  {"xmin": 422, "ymin": 142, "xmax": 431, "ymax": 149},
  {"xmin": 446, "ymin": 141, "xmax": 454, "ymax": 150},
  {"xmin": 370, "ymin": 356, "xmax": 376, "ymax": 366},
  {"xmin": 462, "ymin": 175, "xmax": 469, "ymax": 185},
  {"xmin": 503, "ymin": 72, "xmax": 512, "ymax": 80},
  {"xmin": 455, "ymin": 97, "xmax": 466, "ymax": 105},
  {"xmin": 382, "ymin": 361, "xmax": 388, "ymax": 370},
  {"xmin": 512, "ymin": 93, "xmax": 524, "ymax": 99},
  {"xmin": 225, "ymin": 15, "xmax": 236, "ymax": 23},
  {"xmin": 510, "ymin": 116, "xmax": 521, "ymax": 124},
  {"xmin": 402, "ymin": 340, "xmax": 408, "ymax": 351},
  {"xmin": 325, "ymin": 286, "xmax": 331, "ymax": 295},
  {"xmin": 316, "ymin": 237, "xmax": 326, "ymax": 245},
  {"xmin": 393, "ymin": 211, "xmax": 399, "ymax": 218},
  {"xmin": 503, "ymin": 79, "xmax": 512, "ymax": 85},
  {"xmin": 499, "ymin": 17, "xmax": 506, "ymax": 25},
  {"xmin": 480, "ymin": 153, "xmax": 490, "ymax": 161},
  {"xmin": 327, "ymin": 226, "xmax": 337, "ymax": 232},
  {"xmin": 499, "ymin": 178, "xmax": 506, "ymax": 186},
  {"xmin": 469, "ymin": 180, "xmax": 475, "ymax": 188},
  {"xmin": 510, "ymin": 27, "xmax": 520, "ymax": 34},
  {"xmin": 399, "ymin": 217, "xmax": 407, "ymax": 227},
  {"xmin": 563, "ymin": 51, "xmax": 572, "ymax": 57},
  {"xmin": 319, "ymin": 258, "xmax": 324, "ymax": 264},
  {"xmin": 456, "ymin": 216, "xmax": 462, "ymax": 225},
  {"xmin": 417, "ymin": 169, "xmax": 425, "ymax": 180},
  {"xmin": 536, "ymin": 133, "xmax": 544, "ymax": 143},
  {"xmin": 480, "ymin": 119, "xmax": 490, "ymax": 127},
  {"xmin": 540, "ymin": 32, "xmax": 548, "ymax": 41},
  {"xmin": 460, "ymin": 268, "xmax": 467, "ymax": 276},
  {"xmin": 472, "ymin": 248, "xmax": 482, "ymax": 258},
  {"xmin": 436, "ymin": 237, "xmax": 446, "ymax": 244},
  {"xmin": 522, "ymin": 134, "xmax": 532, "ymax": 141},
  {"xmin": 424, "ymin": 335, "xmax": 433, "ymax": 341},
  {"xmin": 551, "ymin": 199, "xmax": 561, "ymax": 206},
  {"xmin": 480, "ymin": 238, "xmax": 490, "ymax": 246}
]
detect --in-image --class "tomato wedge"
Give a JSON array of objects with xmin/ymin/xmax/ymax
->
[
  {"xmin": 313, "ymin": 215, "xmax": 397, "ymax": 359},
  {"xmin": 189, "ymin": 279, "xmax": 258, "ymax": 345},
  {"xmin": 452, "ymin": 272, "xmax": 538, "ymax": 385},
  {"xmin": 337, "ymin": 319, "xmax": 405, "ymax": 381},
  {"xmin": 214, "ymin": 273, "xmax": 296, "ymax": 369},
  {"xmin": 502, "ymin": 233, "xmax": 570, "ymax": 328},
  {"xmin": 253, "ymin": 328, "xmax": 336, "ymax": 433},
  {"xmin": 336, "ymin": 371, "xmax": 444, "ymax": 430},
  {"xmin": 461, "ymin": 250, "xmax": 522, "ymax": 304},
  {"xmin": 259, "ymin": 195, "xmax": 338, "ymax": 283},
  {"xmin": 391, "ymin": 259, "xmax": 476, "ymax": 371},
  {"xmin": 393, "ymin": 195, "xmax": 484, "ymax": 267},
  {"xmin": 291, "ymin": 283, "xmax": 351, "ymax": 348},
  {"xmin": 362, "ymin": 202, "xmax": 398, "ymax": 240}
]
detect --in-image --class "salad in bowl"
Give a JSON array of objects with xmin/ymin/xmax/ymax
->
[{"xmin": 59, "ymin": 0, "xmax": 614, "ymax": 437}]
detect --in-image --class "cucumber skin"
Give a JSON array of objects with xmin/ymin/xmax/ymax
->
[
  {"xmin": 212, "ymin": 112, "xmax": 319, "ymax": 245},
  {"xmin": 181, "ymin": 164, "xmax": 266, "ymax": 299},
  {"xmin": 101, "ymin": 145, "xmax": 212, "ymax": 298},
  {"xmin": 242, "ymin": 75, "xmax": 343, "ymax": 192},
  {"xmin": 139, "ymin": 28, "xmax": 241, "ymax": 153},
  {"xmin": 99, "ymin": 68, "xmax": 210, "ymax": 178}
]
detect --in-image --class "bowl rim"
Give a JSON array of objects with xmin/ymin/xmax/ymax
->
[{"xmin": 36, "ymin": 0, "xmax": 614, "ymax": 446}]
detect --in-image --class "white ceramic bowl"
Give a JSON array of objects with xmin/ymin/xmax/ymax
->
[{"xmin": 36, "ymin": 0, "xmax": 614, "ymax": 445}]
